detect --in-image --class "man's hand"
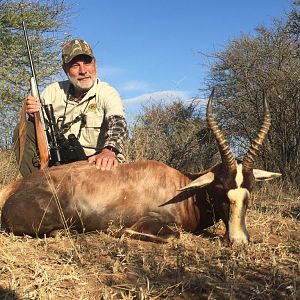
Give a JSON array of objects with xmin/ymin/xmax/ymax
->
[
  {"xmin": 26, "ymin": 95, "xmax": 41, "ymax": 114},
  {"xmin": 88, "ymin": 148, "xmax": 118, "ymax": 171}
]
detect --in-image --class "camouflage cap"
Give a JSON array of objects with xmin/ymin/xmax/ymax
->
[{"xmin": 62, "ymin": 39, "xmax": 94, "ymax": 64}]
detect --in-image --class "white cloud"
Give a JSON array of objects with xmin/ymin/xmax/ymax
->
[
  {"xmin": 123, "ymin": 90, "xmax": 189, "ymax": 106},
  {"xmin": 121, "ymin": 80, "xmax": 150, "ymax": 92}
]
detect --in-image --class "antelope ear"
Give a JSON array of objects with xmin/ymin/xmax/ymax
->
[
  {"xmin": 179, "ymin": 172, "xmax": 214, "ymax": 191},
  {"xmin": 253, "ymin": 169, "xmax": 282, "ymax": 181}
]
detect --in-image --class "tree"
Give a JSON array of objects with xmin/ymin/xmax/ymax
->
[
  {"xmin": 206, "ymin": 3, "xmax": 300, "ymax": 184},
  {"xmin": 0, "ymin": 0, "xmax": 71, "ymax": 148},
  {"xmin": 127, "ymin": 100, "xmax": 218, "ymax": 173}
]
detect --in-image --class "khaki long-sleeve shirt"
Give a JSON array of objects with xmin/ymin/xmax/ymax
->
[{"xmin": 41, "ymin": 79, "xmax": 128, "ymax": 156}]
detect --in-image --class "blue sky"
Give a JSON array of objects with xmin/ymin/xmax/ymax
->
[{"xmin": 65, "ymin": 0, "xmax": 294, "ymax": 119}]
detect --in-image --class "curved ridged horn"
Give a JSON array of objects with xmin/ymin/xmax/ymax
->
[
  {"xmin": 243, "ymin": 97, "xmax": 271, "ymax": 171},
  {"xmin": 207, "ymin": 89, "xmax": 236, "ymax": 172}
]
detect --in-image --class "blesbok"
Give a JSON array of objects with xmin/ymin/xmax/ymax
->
[{"xmin": 0, "ymin": 94, "xmax": 281, "ymax": 244}]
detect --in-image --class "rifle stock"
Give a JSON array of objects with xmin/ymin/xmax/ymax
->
[
  {"xmin": 30, "ymin": 78, "xmax": 49, "ymax": 169},
  {"xmin": 34, "ymin": 113, "xmax": 49, "ymax": 169}
]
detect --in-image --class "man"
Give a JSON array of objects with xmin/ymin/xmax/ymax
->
[{"xmin": 14, "ymin": 39, "xmax": 128, "ymax": 176}]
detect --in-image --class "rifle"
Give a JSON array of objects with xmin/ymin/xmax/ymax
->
[
  {"xmin": 22, "ymin": 20, "xmax": 50, "ymax": 169},
  {"xmin": 22, "ymin": 21, "xmax": 87, "ymax": 167}
]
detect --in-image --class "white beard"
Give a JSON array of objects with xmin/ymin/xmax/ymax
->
[{"xmin": 68, "ymin": 74, "xmax": 96, "ymax": 93}]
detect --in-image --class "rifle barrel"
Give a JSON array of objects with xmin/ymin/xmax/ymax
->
[
  {"xmin": 22, "ymin": 21, "xmax": 42, "ymax": 103},
  {"xmin": 22, "ymin": 20, "xmax": 51, "ymax": 167}
]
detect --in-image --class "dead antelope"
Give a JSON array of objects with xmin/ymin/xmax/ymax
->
[{"xmin": 0, "ymin": 94, "xmax": 281, "ymax": 244}]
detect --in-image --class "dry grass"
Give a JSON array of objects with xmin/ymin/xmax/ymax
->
[
  {"xmin": 0, "ymin": 153, "xmax": 299, "ymax": 299},
  {"xmin": 0, "ymin": 149, "xmax": 19, "ymax": 186}
]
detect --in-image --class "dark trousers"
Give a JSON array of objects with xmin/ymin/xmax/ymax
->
[{"xmin": 13, "ymin": 120, "xmax": 40, "ymax": 177}]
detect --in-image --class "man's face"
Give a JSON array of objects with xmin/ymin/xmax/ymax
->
[{"xmin": 64, "ymin": 55, "xmax": 97, "ymax": 92}]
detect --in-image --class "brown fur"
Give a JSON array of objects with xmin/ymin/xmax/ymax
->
[
  {"xmin": 0, "ymin": 160, "xmax": 217, "ymax": 237},
  {"xmin": 0, "ymin": 159, "xmax": 280, "ymax": 244}
]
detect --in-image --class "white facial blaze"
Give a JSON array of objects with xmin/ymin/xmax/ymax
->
[
  {"xmin": 235, "ymin": 164, "xmax": 244, "ymax": 187},
  {"xmin": 227, "ymin": 164, "xmax": 250, "ymax": 244}
]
